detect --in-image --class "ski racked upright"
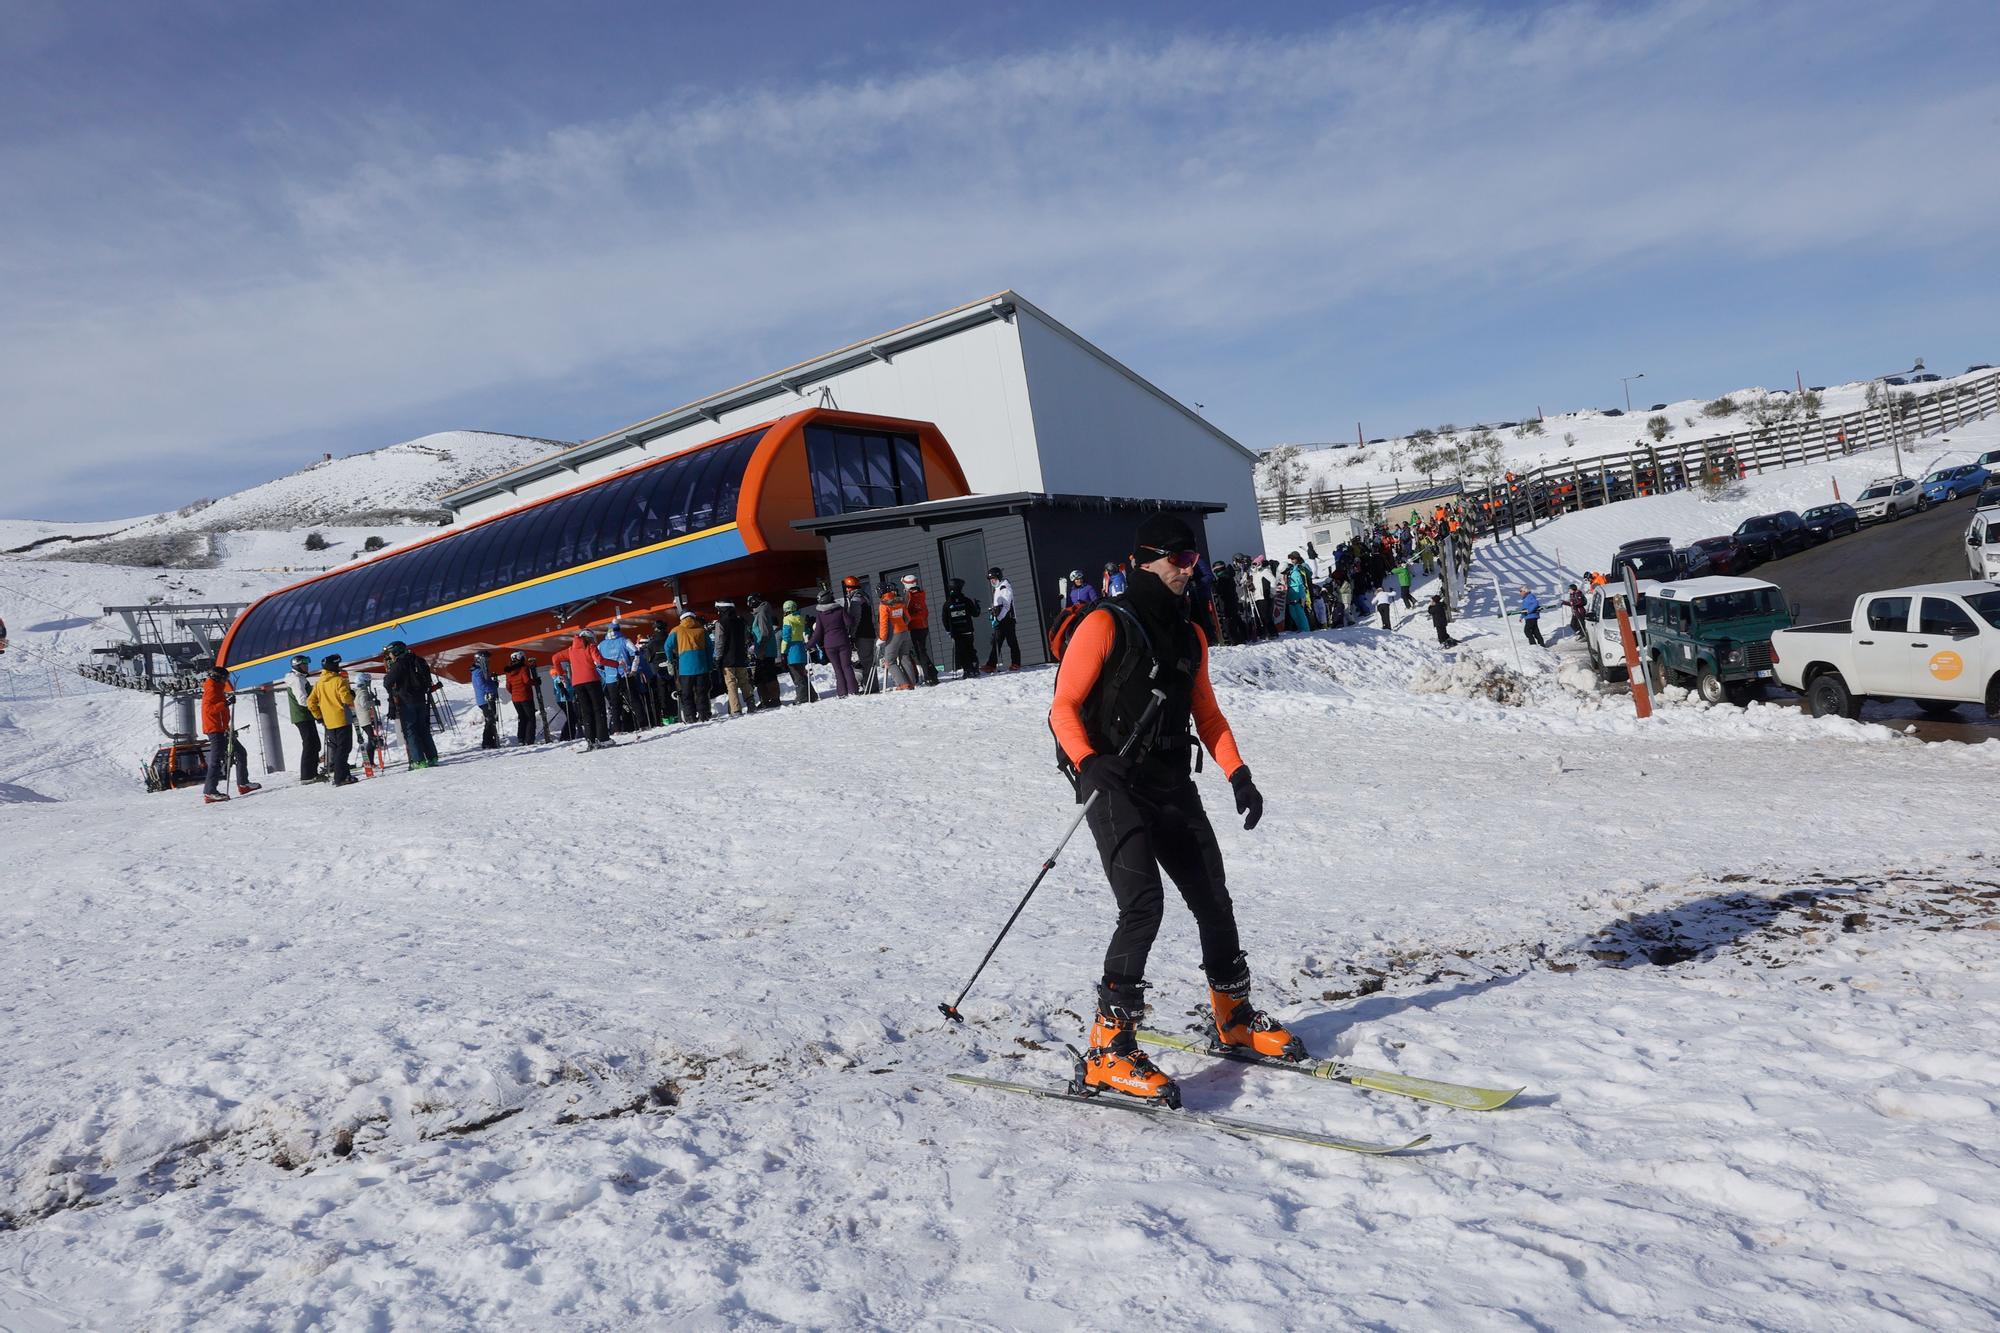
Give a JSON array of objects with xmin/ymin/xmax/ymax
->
[
  {"xmin": 947, "ymin": 1073, "xmax": 1432, "ymax": 1156},
  {"xmin": 1137, "ymin": 1029, "xmax": 1523, "ymax": 1111}
]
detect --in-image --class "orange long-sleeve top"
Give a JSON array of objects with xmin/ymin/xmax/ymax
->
[{"xmin": 1049, "ymin": 610, "xmax": 1245, "ymax": 780}]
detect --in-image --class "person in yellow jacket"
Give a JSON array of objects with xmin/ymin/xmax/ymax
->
[{"xmin": 307, "ymin": 654, "xmax": 359, "ymax": 786}]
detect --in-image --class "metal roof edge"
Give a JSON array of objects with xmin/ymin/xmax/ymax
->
[
  {"xmin": 791, "ymin": 491, "xmax": 1226, "ymax": 533},
  {"xmin": 1005, "ymin": 293, "xmax": 1258, "ymax": 465}
]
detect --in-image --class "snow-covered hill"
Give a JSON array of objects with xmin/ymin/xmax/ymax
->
[
  {"xmin": 1279, "ymin": 365, "xmax": 1996, "ymax": 497},
  {"xmin": 1, "ymin": 430, "xmax": 565, "ymax": 567}
]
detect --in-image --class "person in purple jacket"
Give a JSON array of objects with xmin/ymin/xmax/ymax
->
[{"xmin": 809, "ymin": 595, "xmax": 857, "ymax": 697}]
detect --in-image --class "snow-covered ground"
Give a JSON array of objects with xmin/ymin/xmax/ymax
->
[
  {"xmin": 6, "ymin": 413, "xmax": 2000, "ymax": 1327},
  {"xmin": 1286, "ymin": 365, "xmax": 1997, "ymax": 497}
]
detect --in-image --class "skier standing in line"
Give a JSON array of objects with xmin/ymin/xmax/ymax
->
[
  {"xmin": 809, "ymin": 593, "xmax": 857, "ymax": 697},
  {"xmin": 876, "ymin": 586, "xmax": 919, "ymax": 690},
  {"xmin": 748, "ymin": 593, "xmax": 784, "ymax": 709},
  {"xmin": 383, "ymin": 642, "xmax": 443, "ymax": 768},
  {"xmin": 1284, "ymin": 553, "xmax": 1313, "ymax": 632},
  {"xmin": 471, "ymin": 651, "xmax": 500, "ymax": 750},
  {"xmin": 841, "ymin": 577, "xmax": 877, "ymax": 694},
  {"xmin": 198, "ymin": 666, "xmax": 260, "ymax": 804},
  {"xmin": 558, "ymin": 630, "xmax": 615, "ymax": 750},
  {"xmin": 943, "ymin": 578, "xmax": 981, "ymax": 681},
  {"xmin": 1396, "ymin": 562, "xmax": 1417, "ymax": 609},
  {"xmin": 902, "ymin": 574, "xmax": 939, "ymax": 685},
  {"xmin": 984, "ymin": 567, "xmax": 1021, "ymax": 672},
  {"xmin": 713, "ymin": 601, "xmax": 755, "ymax": 715},
  {"xmin": 780, "ymin": 600, "xmax": 815, "ymax": 703},
  {"xmin": 283, "ymin": 654, "xmax": 323, "ymax": 784},
  {"xmin": 1048, "ymin": 514, "xmax": 1281, "ymax": 1106},
  {"xmin": 308, "ymin": 654, "xmax": 358, "ymax": 786},
  {"xmin": 672, "ymin": 610, "xmax": 715, "ymax": 722},
  {"xmin": 502, "ymin": 651, "xmax": 537, "ymax": 744},
  {"xmin": 1565, "ymin": 583, "xmax": 1587, "ymax": 639},
  {"xmin": 352, "ymin": 673, "xmax": 386, "ymax": 770}
]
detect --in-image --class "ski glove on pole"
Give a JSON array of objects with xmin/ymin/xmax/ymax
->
[
  {"xmin": 1078, "ymin": 752, "xmax": 1132, "ymax": 801},
  {"xmin": 1231, "ymin": 766, "xmax": 1263, "ymax": 830}
]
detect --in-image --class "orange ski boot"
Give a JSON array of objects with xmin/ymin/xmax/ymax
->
[
  {"xmin": 1207, "ymin": 953, "xmax": 1306, "ymax": 1061},
  {"xmin": 1074, "ymin": 982, "xmax": 1180, "ymax": 1107}
]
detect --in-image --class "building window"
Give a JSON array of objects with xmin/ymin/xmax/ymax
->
[{"xmin": 805, "ymin": 426, "xmax": 928, "ymax": 517}]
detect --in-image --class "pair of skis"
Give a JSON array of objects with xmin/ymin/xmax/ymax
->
[{"xmin": 950, "ymin": 1029, "xmax": 1523, "ymax": 1156}]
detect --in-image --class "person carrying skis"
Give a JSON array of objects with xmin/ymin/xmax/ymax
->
[
  {"xmin": 352, "ymin": 672, "xmax": 387, "ymax": 771},
  {"xmin": 808, "ymin": 594, "xmax": 857, "ymax": 697},
  {"xmin": 1048, "ymin": 513, "xmax": 1282, "ymax": 1106},
  {"xmin": 503, "ymin": 651, "xmax": 537, "ymax": 744},
  {"xmin": 308, "ymin": 654, "xmax": 358, "ymax": 785},
  {"xmin": 471, "ymin": 651, "xmax": 500, "ymax": 749},
  {"xmin": 984, "ymin": 567, "xmax": 1021, "ymax": 672},
  {"xmin": 283, "ymin": 654, "xmax": 324, "ymax": 783},
  {"xmin": 943, "ymin": 577, "xmax": 980, "ymax": 681},
  {"xmin": 384, "ymin": 641, "xmax": 443, "ymax": 767},
  {"xmin": 902, "ymin": 574, "xmax": 939, "ymax": 685},
  {"xmin": 779, "ymin": 600, "xmax": 815, "ymax": 703},
  {"xmin": 198, "ymin": 666, "xmax": 260, "ymax": 803}
]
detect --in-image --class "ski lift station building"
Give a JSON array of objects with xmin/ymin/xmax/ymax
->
[{"xmin": 439, "ymin": 291, "xmax": 1261, "ymax": 555}]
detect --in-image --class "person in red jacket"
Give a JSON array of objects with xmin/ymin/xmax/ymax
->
[
  {"xmin": 502, "ymin": 651, "xmax": 538, "ymax": 745},
  {"xmin": 199, "ymin": 666, "xmax": 259, "ymax": 803},
  {"xmin": 560, "ymin": 630, "xmax": 616, "ymax": 750},
  {"xmin": 876, "ymin": 588, "xmax": 918, "ymax": 690},
  {"xmin": 1048, "ymin": 513, "xmax": 1279, "ymax": 1107},
  {"xmin": 900, "ymin": 574, "xmax": 939, "ymax": 685}
]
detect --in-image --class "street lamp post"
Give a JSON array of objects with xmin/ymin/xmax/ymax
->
[
  {"xmin": 1874, "ymin": 359, "xmax": 1925, "ymax": 477},
  {"xmin": 1621, "ymin": 373, "xmax": 1646, "ymax": 414}
]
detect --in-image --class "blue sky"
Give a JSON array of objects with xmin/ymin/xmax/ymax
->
[{"xmin": 5, "ymin": 0, "xmax": 1998, "ymax": 518}]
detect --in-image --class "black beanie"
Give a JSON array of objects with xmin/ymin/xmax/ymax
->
[{"xmin": 1133, "ymin": 512, "xmax": 1198, "ymax": 556}]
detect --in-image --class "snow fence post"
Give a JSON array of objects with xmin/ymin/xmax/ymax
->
[{"xmin": 1489, "ymin": 573, "xmax": 1523, "ymax": 672}]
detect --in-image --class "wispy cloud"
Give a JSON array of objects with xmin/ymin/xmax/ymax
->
[{"xmin": 4, "ymin": 0, "xmax": 1996, "ymax": 515}]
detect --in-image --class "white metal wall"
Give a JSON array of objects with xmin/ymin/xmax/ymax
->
[
  {"xmin": 1014, "ymin": 310, "xmax": 1263, "ymax": 557},
  {"xmin": 454, "ymin": 319, "xmax": 1042, "ymax": 521}
]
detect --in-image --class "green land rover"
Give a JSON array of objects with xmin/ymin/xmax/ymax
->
[{"xmin": 1640, "ymin": 577, "xmax": 1794, "ymax": 704}]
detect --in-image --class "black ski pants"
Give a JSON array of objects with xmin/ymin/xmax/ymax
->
[
  {"xmin": 911, "ymin": 627, "xmax": 939, "ymax": 685},
  {"xmin": 1524, "ymin": 617, "xmax": 1544, "ymax": 647},
  {"xmin": 397, "ymin": 700, "xmax": 440, "ymax": 765},
  {"xmin": 293, "ymin": 718, "xmax": 321, "ymax": 781},
  {"xmin": 1084, "ymin": 776, "xmax": 1241, "ymax": 985},
  {"xmin": 325, "ymin": 725, "xmax": 354, "ymax": 783},
  {"xmin": 985, "ymin": 614, "xmax": 1020, "ymax": 669},
  {"xmin": 479, "ymin": 700, "xmax": 500, "ymax": 749},
  {"xmin": 574, "ymin": 680, "xmax": 608, "ymax": 744},
  {"xmin": 677, "ymin": 674, "xmax": 712, "ymax": 722},
  {"xmin": 950, "ymin": 630, "xmax": 978, "ymax": 679},
  {"xmin": 513, "ymin": 701, "xmax": 536, "ymax": 745},
  {"xmin": 202, "ymin": 732, "xmax": 250, "ymax": 796}
]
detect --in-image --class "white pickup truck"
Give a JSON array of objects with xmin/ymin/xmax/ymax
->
[{"xmin": 1771, "ymin": 580, "xmax": 2000, "ymax": 718}]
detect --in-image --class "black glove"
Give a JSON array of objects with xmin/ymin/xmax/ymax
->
[
  {"xmin": 1231, "ymin": 766, "xmax": 1263, "ymax": 831},
  {"xmin": 1077, "ymin": 752, "xmax": 1132, "ymax": 802}
]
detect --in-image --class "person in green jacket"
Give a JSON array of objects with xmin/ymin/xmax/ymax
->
[{"xmin": 1396, "ymin": 562, "xmax": 1416, "ymax": 609}]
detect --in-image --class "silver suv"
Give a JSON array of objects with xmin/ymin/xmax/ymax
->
[{"xmin": 1855, "ymin": 476, "xmax": 1922, "ymax": 524}]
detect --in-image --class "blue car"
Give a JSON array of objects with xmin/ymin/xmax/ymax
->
[{"xmin": 1920, "ymin": 463, "xmax": 1989, "ymax": 503}]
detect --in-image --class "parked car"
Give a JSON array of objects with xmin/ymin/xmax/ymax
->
[
  {"xmin": 1855, "ymin": 476, "xmax": 1923, "ymax": 524},
  {"xmin": 1584, "ymin": 580, "xmax": 1658, "ymax": 681},
  {"xmin": 1966, "ymin": 507, "xmax": 2000, "ymax": 581},
  {"xmin": 1680, "ymin": 536, "xmax": 1745, "ymax": 577},
  {"xmin": 1920, "ymin": 464, "xmax": 1989, "ymax": 503},
  {"xmin": 1649, "ymin": 402, "xmax": 1668, "ymax": 411},
  {"xmin": 1612, "ymin": 537, "xmax": 1678, "ymax": 582},
  {"xmin": 1912, "ymin": 372, "xmax": 1943, "ymax": 383},
  {"xmin": 1975, "ymin": 483, "xmax": 2000, "ymax": 510},
  {"xmin": 1970, "ymin": 364, "xmax": 1993, "ymax": 374},
  {"xmin": 1772, "ymin": 582, "xmax": 2000, "ymax": 718},
  {"xmin": 1732, "ymin": 511, "xmax": 1809, "ymax": 563},
  {"xmin": 1974, "ymin": 447, "xmax": 2000, "ymax": 471},
  {"xmin": 1884, "ymin": 376, "xmax": 1908, "ymax": 386},
  {"xmin": 1800, "ymin": 502, "xmax": 1858, "ymax": 541},
  {"xmin": 1643, "ymin": 577, "xmax": 1794, "ymax": 704}
]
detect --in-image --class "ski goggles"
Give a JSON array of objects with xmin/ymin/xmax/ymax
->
[{"xmin": 1135, "ymin": 545, "xmax": 1200, "ymax": 569}]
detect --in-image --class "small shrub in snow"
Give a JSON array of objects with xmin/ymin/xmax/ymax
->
[
  {"xmin": 1702, "ymin": 396, "xmax": 1738, "ymax": 418},
  {"xmin": 1646, "ymin": 414, "xmax": 1671, "ymax": 442},
  {"xmin": 1513, "ymin": 418, "xmax": 1545, "ymax": 438},
  {"xmin": 363, "ymin": 535, "xmax": 386, "ymax": 552},
  {"xmin": 304, "ymin": 532, "xmax": 330, "ymax": 552}
]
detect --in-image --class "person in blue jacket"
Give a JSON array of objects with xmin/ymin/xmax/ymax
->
[
  {"xmin": 471, "ymin": 650, "xmax": 500, "ymax": 749},
  {"xmin": 598, "ymin": 621, "xmax": 637, "ymax": 731},
  {"xmin": 671, "ymin": 610, "xmax": 715, "ymax": 722},
  {"xmin": 779, "ymin": 600, "xmax": 815, "ymax": 703},
  {"xmin": 1284, "ymin": 554, "xmax": 1313, "ymax": 632},
  {"xmin": 1517, "ymin": 586, "xmax": 1545, "ymax": 647}
]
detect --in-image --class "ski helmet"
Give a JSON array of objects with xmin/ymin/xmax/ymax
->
[
  {"xmin": 475, "ymin": 649, "xmax": 489, "ymax": 663},
  {"xmin": 322, "ymin": 654, "xmax": 342, "ymax": 670},
  {"xmin": 783, "ymin": 599, "xmax": 798, "ymax": 612},
  {"xmin": 385, "ymin": 640, "xmax": 408, "ymax": 656},
  {"xmin": 510, "ymin": 650, "xmax": 526, "ymax": 663},
  {"xmin": 842, "ymin": 575, "xmax": 860, "ymax": 590},
  {"xmin": 1104, "ymin": 562, "xmax": 1116, "ymax": 572},
  {"xmin": 290, "ymin": 654, "xmax": 310, "ymax": 670},
  {"xmin": 746, "ymin": 592, "xmax": 763, "ymax": 607},
  {"xmin": 987, "ymin": 566, "xmax": 1002, "ymax": 579},
  {"xmin": 1069, "ymin": 569, "xmax": 1084, "ymax": 582},
  {"xmin": 949, "ymin": 578, "xmax": 965, "ymax": 591},
  {"xmin": 901, "ymin": 573, "xmax": 919, "ymax": 587}
]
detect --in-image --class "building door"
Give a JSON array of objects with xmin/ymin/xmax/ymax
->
[{"xmin": 938, "ymin": 530, "xmax": 991, "ymax": 663}]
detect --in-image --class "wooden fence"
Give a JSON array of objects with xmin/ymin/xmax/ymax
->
[{"xmin": 1260, "ymin": 372, "xmax": 2000, "ymax": 529}]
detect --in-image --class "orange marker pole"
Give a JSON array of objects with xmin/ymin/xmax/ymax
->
[{"xmin": 1617, "ymin": 602, "xmax": 1651, "ymax": 719}]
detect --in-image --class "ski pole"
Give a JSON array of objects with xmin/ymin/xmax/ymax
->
[{"xmin": 938, "ymin": 688, "xmax": 1166, "ymax": 1025}]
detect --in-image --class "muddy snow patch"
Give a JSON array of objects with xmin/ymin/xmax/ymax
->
[{"xmin": 1407, "ymin": 655, "xmax": 1538, "ymax": 706}]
